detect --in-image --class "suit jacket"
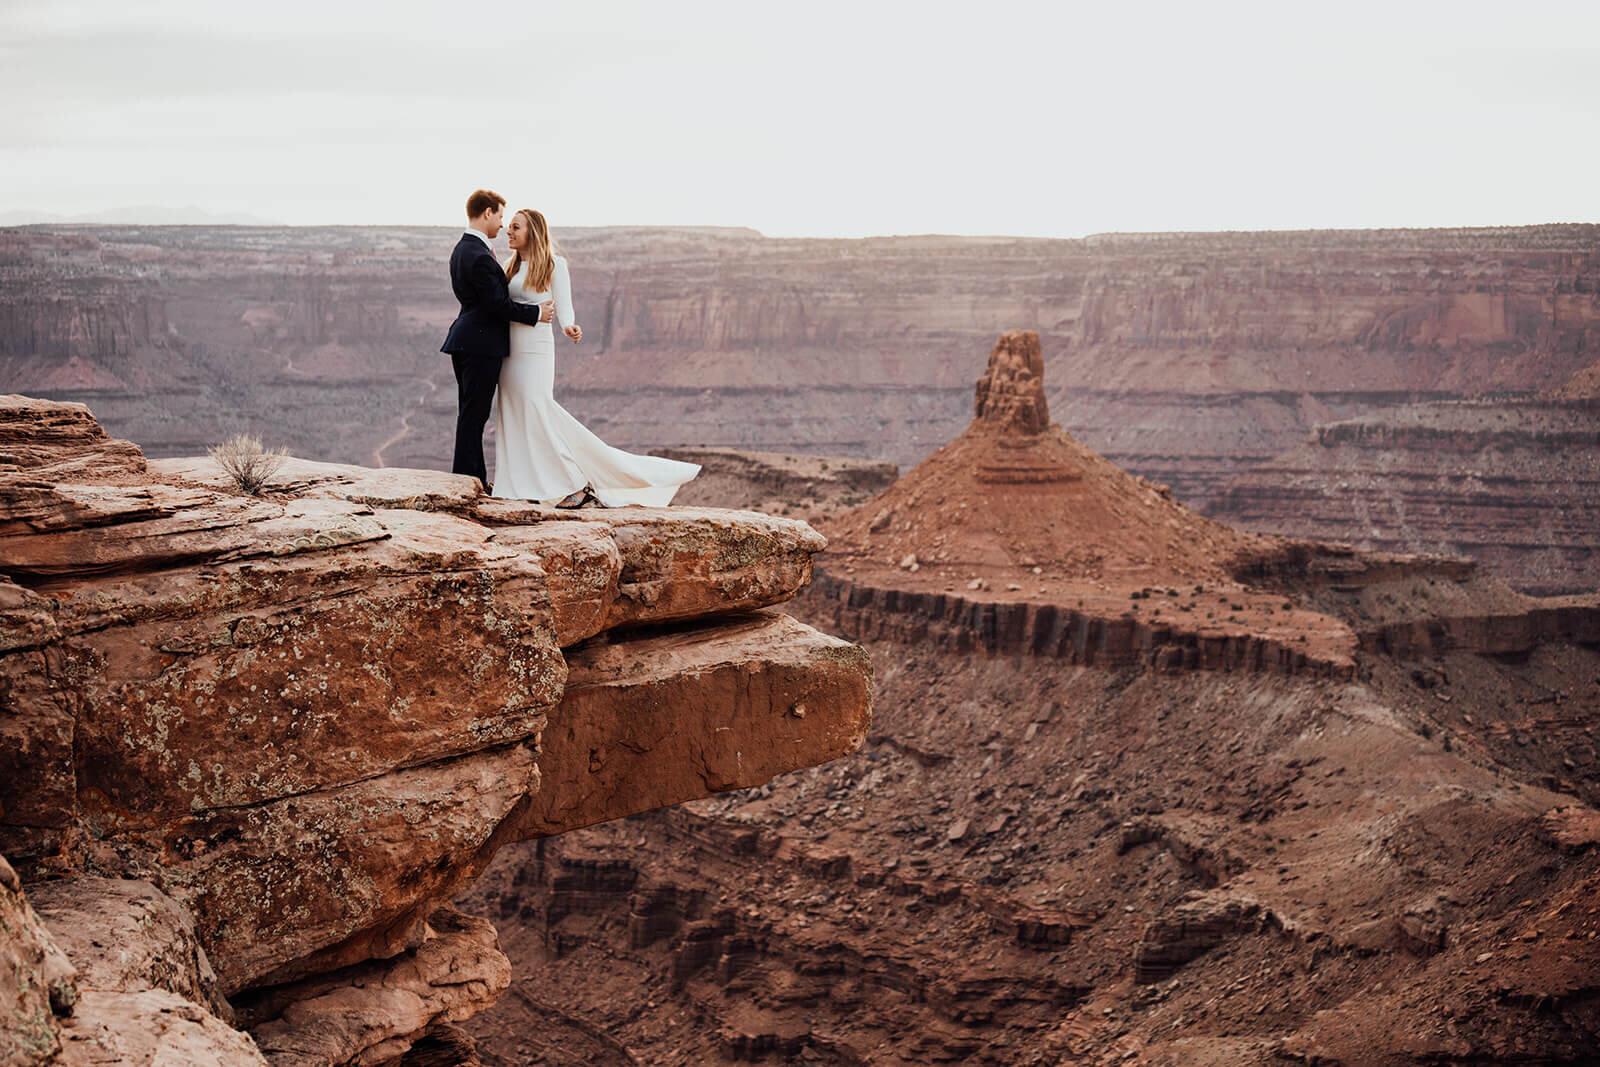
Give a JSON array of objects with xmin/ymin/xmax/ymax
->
[{"xmin": 440, "ymin": 233, "xmax": 547, "ymax": 361}]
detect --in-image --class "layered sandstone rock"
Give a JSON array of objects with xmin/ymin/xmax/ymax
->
[
  {"xmin": 1132, "ymin": 892, "xmax": 1272, "ymax": 983},
  {"xmin": 237, "ymin": 909, "xmax": 509, "ymax": 1066},
  {"xmin": 818, "ymin": 332, "xmax": 1294, "ymax": 592},
  {"xmin": 1209, "ymin": 396, "xmax": 1600, "ymax": 594},
  {"xmin": 0, "ymin": 854, "xmax": 76, "ymax": 1066},
  {"xmin": 800, "ymin": 573, "xmax": 1355, "ymax": 678},
  {"xmin": 804, "ymin": 332, "xmax": 1364, "ymax": 678},
  {"xmin": 519, "ymin": 610, "xmax": 872, "ymax": 839},
  {"xmin": 0, "ymin": 394, "xmax": 871, "ymax": 1062},
  {"xmin": 974, "ymin": 330, "xmax": 1049, "ymax": 435},
  {"xmin": 6, "ymin": 223, "xmax": 1597, "ymax": 474},
  {"xmin": 57, "ymin": 989, "xmax": 269, "ymax": 1065},
  {"xmin": 20, "ymin": 875, "xmax": 270, "ymax": 1065},
  {"xmin": 6, "ymin": 225, "xmax": 1597, "ymax": 597},
  {"xmin": 27, "ymin": 877, "xmax": 232, "ymax": 1021},
  {"xmin": 11, "ymin": 856, "xmax": 516, "ymax": 1066}
]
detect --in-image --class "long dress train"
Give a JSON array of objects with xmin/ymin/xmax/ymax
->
[{"xmin": 492, "ymin": 255, "xmax": 699, "ymax": 505}]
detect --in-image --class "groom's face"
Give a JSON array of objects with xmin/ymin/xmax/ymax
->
[{"xmin": 482, "ymin": 206, "xmax": 503, "ymax": 238}]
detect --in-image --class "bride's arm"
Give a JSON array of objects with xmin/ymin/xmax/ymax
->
[{"xmin": 555, "ymin": 256, "xmax": 581, "ymax": 341}]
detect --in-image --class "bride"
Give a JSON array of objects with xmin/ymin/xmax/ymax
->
[{"xmin": 493, "ymin": 208, "xmax": 699, "ymax": 507}]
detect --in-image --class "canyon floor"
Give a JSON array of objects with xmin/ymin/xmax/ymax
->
[{"xmin": 459, "ymin": 334, "xmax": 1600, "ymax": 1065}]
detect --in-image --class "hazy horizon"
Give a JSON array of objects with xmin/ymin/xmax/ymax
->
[
  {"xmin": 5, "ymin": 0, "xmax": 1600, "ymax": 238},
  {"xmin": 6, "ymin": 213, "xmax": 1600, "ymax": 240}
]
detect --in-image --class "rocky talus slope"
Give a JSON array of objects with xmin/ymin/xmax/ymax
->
[
  {"xmin": 459, "ymin": 333, "xmax": 1600, "ymax": 1064},
  {"xmin": 1551, "ymin": 361, "xmax": 1600, "ymax": 400},
  {"xmin": 1209, "ymin": 366, "xmax": 1600, "ymax": 596},
  {"xmin": 0, "ymin": 395, "xmax": 871, "ymax": 1065}
]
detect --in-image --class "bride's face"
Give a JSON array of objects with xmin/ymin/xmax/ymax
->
[{"xmin": 506, "ymin": 216, "xmax": 526, "ymax": 251}]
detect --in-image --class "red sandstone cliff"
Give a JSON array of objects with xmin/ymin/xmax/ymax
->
[{"xmin": 0, "ymin": 394, "xmax": 871, "ymax": 1064}]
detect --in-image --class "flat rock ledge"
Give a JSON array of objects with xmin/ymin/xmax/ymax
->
[{"xmin": 0, "ymin": 395, "xmax": 872, "ymax": 1065}]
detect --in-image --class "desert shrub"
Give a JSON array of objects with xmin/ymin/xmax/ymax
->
[{"xmin": 208, "ymin": 433, "xmax": 288, "ymax": 495}]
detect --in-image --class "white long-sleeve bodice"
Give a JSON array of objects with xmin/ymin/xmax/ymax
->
[
  {"xmin": 505, "ymin": 254, "xmax": 576, "ymax": 331},
  {"xmin": 491, "ymin": 251, "xmax": 698, "ymax": 505}
]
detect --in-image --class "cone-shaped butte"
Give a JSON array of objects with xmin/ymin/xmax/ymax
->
[
  {"xmin": 824, "ymin": 332, "xmax": 1274, "ymax": 586},
  {"xmin": 815, "ymin": 332, "xmax": 1356, "ymax": 670}
]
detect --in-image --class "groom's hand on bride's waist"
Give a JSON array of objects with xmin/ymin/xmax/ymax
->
[{"xmin": 540, "ymin": 302, "xmax": 555, "ymax": 322}]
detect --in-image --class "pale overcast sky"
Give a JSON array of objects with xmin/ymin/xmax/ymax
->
[{"xmin": 3, "ymin": 0, "xmax": 1598, "ymax": 236}]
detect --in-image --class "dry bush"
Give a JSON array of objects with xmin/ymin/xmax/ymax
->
[{"xmin": 207, "ymin": 433, "xmax": 288, "ymax": 495}]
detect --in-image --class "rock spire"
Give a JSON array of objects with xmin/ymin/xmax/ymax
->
[{"xmin": 973, "ymin": 330, "xmax": 1050, "ymax": 435}]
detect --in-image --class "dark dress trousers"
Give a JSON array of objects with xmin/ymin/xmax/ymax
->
[{"xmin": 441, "ymin": 233, "xmax": 548, "ymax": 485}]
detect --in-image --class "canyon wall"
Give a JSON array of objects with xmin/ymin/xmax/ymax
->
[
  {"xmin": 1209, "ymin": 396, "xmax": 1600, "ymax": 595},
  {"xmin": 460, "ymin": 559, "xmax": 1600, "ymax": 1064},
  {"xmin": 2, "ymin": 222, "xmax": 1597, "ymax": 588}
]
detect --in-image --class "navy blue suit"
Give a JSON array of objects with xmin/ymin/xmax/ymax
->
[{"xmin": 441, "ymin": 232, "xmax": 548, "ymax": 484}]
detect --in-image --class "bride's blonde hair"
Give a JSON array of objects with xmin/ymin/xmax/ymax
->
[{"xmin": 504, "ymin": 208, "xmax": 559, "ymax": 292}]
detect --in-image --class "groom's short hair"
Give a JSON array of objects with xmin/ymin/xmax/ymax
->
[{"xmin": 466, "ymin": 189, "xmax": 505, "ymax": 220}]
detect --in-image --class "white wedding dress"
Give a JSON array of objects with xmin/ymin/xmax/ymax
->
[{"xmin": 492, "ymin": 255, "xmax": 699, "ymax": 505}]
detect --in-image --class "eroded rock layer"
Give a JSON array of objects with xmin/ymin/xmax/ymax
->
[
  {"xmin": 646, "ymin": 446, "xmax": 898, "ymax": 520},
  {"xmin": 0, "ymin": 854, "xmax": 75, "ymax": 1066},
  {"xmin": 463, "ymin": 626, "xmax": 1600, "ymax": 1063},
  {"xmin": 1210, "ymin": 395, "xmax": 1600, "ymax": 595},
  {"xmin": 0, "ymin": 394, "xmax": 871, "ymax": 1063},
  {"xmin": 974, "ymin": 330, "xmax": 1050, "ymax": 435},
  {"xmin": 4, "ymin": 223, "xmax": 1597, "ymax": 541}
]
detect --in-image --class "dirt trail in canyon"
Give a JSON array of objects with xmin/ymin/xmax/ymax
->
[{"xmin": 371, "ymin": 373, "xmax": 441, "ymax": 468}]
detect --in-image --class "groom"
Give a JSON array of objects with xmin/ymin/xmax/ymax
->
[{"xmin": 442, "ymin": 189, "xmax": 554, "ymax": 488}]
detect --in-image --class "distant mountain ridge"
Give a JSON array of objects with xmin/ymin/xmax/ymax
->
[{"xmin": 0, "ymin": 205, "xmax": 284, "ymax": 226}]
